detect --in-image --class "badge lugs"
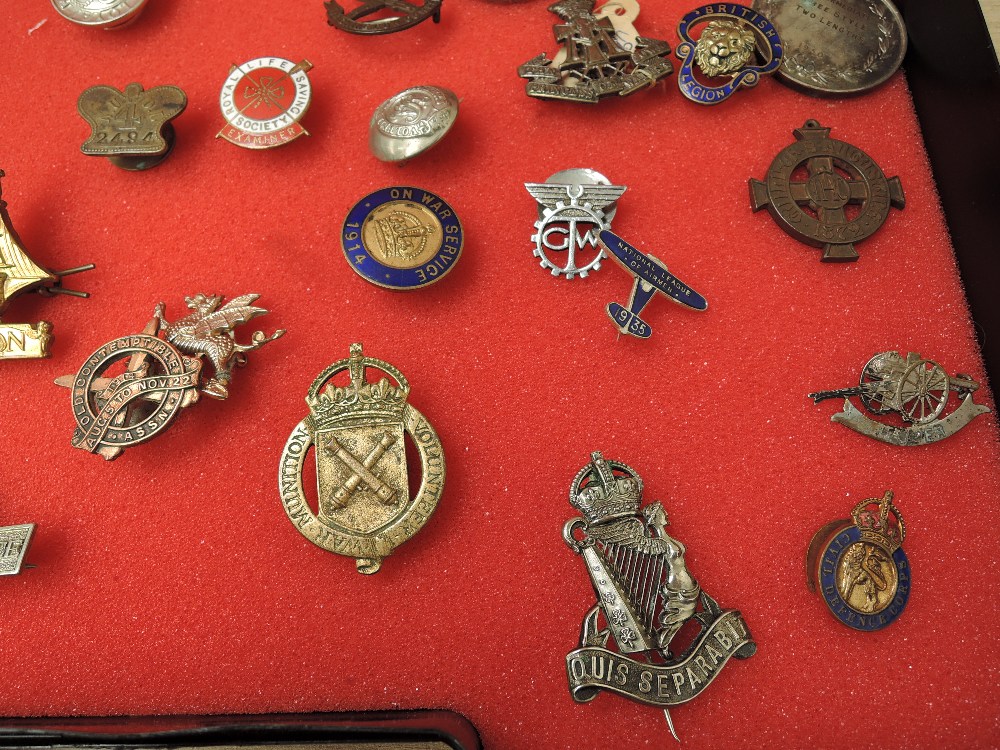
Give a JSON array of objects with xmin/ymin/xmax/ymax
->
[
  {"xmin": 563, "ymin": 452, "xmax": 754, "ymax": 740},
  {"xmin": 280, "ymin": 344, "xmax": 444, "ymax": 574}
]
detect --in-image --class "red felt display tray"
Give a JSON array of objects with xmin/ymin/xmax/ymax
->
[{"xmin": 1, "ymin": 1, "xmax": 999, "ymax": 748}]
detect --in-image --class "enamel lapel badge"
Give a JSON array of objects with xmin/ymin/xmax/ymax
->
[
  {"xmin": 55, "ymin": 294, "xmax": 284, "ymax": 460},
  {"xmin": 807, "ymin": 491, "xmax": 910, "ymax": 631},
  {"xmin": 809, "ymin": 350, "xmax": 989, "ymax": 446},
  {"xmin": 563, "ymin": 452, "xmax": 755, "ymax": 741},
  {"xmin": 218, "ymin": 58, "xmax": 313, "ymax": 149},
  {"xmin": 279, "ymin": 344, "xmax": 444, "ymax": 574},
  {"xmin": 750, "ymin": 120, "xmax": 904, "ymax": 261},
  {"xmin": 0, "ymin": 171, "xmax": 93, "ymax": 360}
]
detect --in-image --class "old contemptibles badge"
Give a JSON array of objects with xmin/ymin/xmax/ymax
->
[
  {"xmin": 563, "ymin": 452, "xmax": 755, "ymax": 741},
  {"xmin": 279, "ymin": 344, "xmax": 444, "ymax": 574},
  {"xmin": 806, "ymin": 491, "xmax": 910, "ymax": 631}
]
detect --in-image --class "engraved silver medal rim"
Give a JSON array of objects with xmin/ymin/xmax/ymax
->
[
  {"xmin": 368, "ymin": 85, "xmax": 460, "ymax": 163},
  {"xmin": 538, "ymin": 168, "xmax": 618, "ymax": 222},
  {"xmin": 50, "ymin": 0, "xmax": 148, "ymax": 28},
  {"xmin": 751, "ymin": 0, "xmax": 907, "ymax": 96}
]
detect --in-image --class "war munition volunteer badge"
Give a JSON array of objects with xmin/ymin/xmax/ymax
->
[
  {"xmin": 279, "ymin": 344, "xmax": 444, "ymax": 574},
  {"xmin": 563, "ymin": 452, "xmax": 754, "ymax": 741}
]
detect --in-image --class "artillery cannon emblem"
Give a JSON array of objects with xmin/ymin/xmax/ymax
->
[
  {"xmin": 809, "ymin": 351, "xmax": 990, "ymax": 446},
  {"xmin": 563, "ymin": 452, "xmax": 755, "ymax": 741},
  {"xmin": 55, "ymin": 294, "xmax": 284, "ymax": 460},
  {"xmin": 279, "ymin": 344, "xmax": 444, "ymax": 574},
  {"xmin": 750, "ymin": 120, "xmax": 905, "ymax": 262}
]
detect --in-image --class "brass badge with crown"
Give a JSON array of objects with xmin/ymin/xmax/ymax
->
[
  {"xmin": 806, "ymin": 491, "xmax": 910, "ymax": 631},
  {"xmin": 563, "ymin": 452, "xmax": 755, "ymax": 742},
  {"xmin": 279, "ymin": 344, "xmax": 444, "ymax": 574}
]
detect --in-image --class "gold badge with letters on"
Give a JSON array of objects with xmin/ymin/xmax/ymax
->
[{"xmin": 279, "ymin": 343, "xmax": 445, "ymax": 574}]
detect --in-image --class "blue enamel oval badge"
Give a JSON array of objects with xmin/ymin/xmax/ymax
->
[{"xmin": 342, "ymin": 186, "xmax": 463, "ymax": 290}]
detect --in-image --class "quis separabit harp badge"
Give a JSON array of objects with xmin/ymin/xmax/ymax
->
[
  {"xmin": 55, "ymin": 294, "xmax": 284, "ymax": 460},
  {"xmin": 279, "ymin": 344, "xmax": 444, "ymax": 574},
  {"xmin": 563, "ymin": 452, "xmax": 755, "ymax": 742}
]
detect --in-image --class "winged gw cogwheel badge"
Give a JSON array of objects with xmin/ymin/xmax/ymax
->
[
  {"xmin": 525, "ymin": 178, "xmax": 626, "ymax": 279},
  {"xmin": 55, "ymin": 294, "xmax": 284, "ymax": 460},
  {"xmin": 279, "ymin": 344, "xmax": 444, "ymax": 574},
  {"xmin": 809, "ymin": 351, "xmax": 989, "ymax": 446},
  {"xmin": 563, "ymin": 452, "xmax": 755, "ymax": 741}
]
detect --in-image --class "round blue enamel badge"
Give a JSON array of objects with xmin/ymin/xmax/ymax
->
[{"xmin": 341, "ymin": 186, "xmax": 463, "ymax": 290}]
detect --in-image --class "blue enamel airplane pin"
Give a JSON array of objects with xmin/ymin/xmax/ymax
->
[{"xmin": 599, "ymin": 230, "xmax": 708, "ymax": 339}]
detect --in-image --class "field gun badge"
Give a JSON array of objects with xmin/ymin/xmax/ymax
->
[
  {"xmin": 675, "ymin": 4, "xmax": 782, "ymax": 105},
  {"xmin": 0, "ymin": 171, "xmax": 94, "ymax": 360},
  {"xmin": 806, "ymin": 491, "xmax": 909, "ymax": 631},
  {"xmin": 326, "ymin": 0, "xmax": 442, "ymax": 35},
  {"xmin": 518, "ymin": 0, "xmax": 673, "ymax": 104},
  {"xmin": 809, "ymin": 351, "xmax": 990, "ymax": 446},
  {"xmin": 525, "ymin": 174, "xmax": 626, "ymax": 279},
  {"xmin": 0, "ymin": 523, "xmax": 35, "ymax": 576},
  {"xmin": 279, "ymin": 344, "xmax": 444, "ymax": 574},
  {"xmin": 750, "ymin": 120, "xmax": 905, "ymax": 261},
  {"xmin": 599, "ymin": 229, "xmax": 707, "ymax": 339},
  {"xmin": 55, "ymin": 294, "xmax": 284, "ymax": 460},
  {"xmin": 563, "ymin": 452, "xmax": 755, "ymax": 741}
]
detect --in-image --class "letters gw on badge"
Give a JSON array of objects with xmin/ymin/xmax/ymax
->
[{"xmin": 279, "ymin": 344, "xmax": 445, "ymax": 574}]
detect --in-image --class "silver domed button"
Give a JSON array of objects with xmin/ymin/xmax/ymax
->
[{"xmin": 368, "ymin": 85, "xmax": 459, "ymax": 163}]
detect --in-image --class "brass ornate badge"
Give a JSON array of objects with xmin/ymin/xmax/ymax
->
[
  {"xmin": 807, "ymin": 491, "xmax": 909, "ymax": 631},
  {"xmin": 809, "ymin": 350, "xmax": 990, "ymax": 446},
  {"xmin": 518, "ymin": 0, "xmax": 673, "ymax": 104},
  {"xmin": 750, "ymin": 120, "xmax": 905, "ymax": 261},
  {"xmin": 280, "ymin": 344, "xmax": 444, "ymax": 574},
  {"xmin": 0, "ymin": 171, "xmax": 93, "ymax": 360},
  {"xmin": 0, "ymin": 523, "xmax": 35, "ymax": 576},
  {"xmin": 55, "ymin": 294, "xmax": 284, "ymax": 460},
  {"xmin": 326, "ymin": 0, "xmax": 443, "ymax": 35},
  {"xmin": 78, "ymin": 83, "xmax": 187, "ymax": 170},
  {"xmin": 563, "ymin": 452, "xmax": 755, "ymax": 741}
]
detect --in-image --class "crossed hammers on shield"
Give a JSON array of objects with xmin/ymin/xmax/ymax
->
[{"xmin": 325, "ymin": 433, "xmax": 399, "ymax": 509}]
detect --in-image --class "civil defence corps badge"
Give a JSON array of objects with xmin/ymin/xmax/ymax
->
[
  {"xmin": 563, "ymin": 452, "xmax": 755, "ymax": 741},
  {"xmin": 279, "ymin": 344, "xmax": 444, "ymax": 574}
]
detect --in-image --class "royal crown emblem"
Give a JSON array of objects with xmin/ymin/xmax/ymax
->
[
  {"xmin": 279, "ymin": 344, "xmax": 444, "ymax": 574},
  {"xmin": 563, "ymin": 452, "xmax": 755, "ymax": 741},
  {"xmin": 807, "ymin": 491, "xmax": 910, "ymax": 631}
]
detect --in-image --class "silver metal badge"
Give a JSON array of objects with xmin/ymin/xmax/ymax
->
[
  {"xmin": 525, "ymin": 176, "xmax": 626, "ymax": 279},
  {"xmin": 0, "ymin": 524, "xmax": 35, "ymax": 576}
]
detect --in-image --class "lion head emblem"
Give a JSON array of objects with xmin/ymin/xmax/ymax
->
[{"xmin": 694, "ymin": 19, "xmax": 757, "ymax": 77}]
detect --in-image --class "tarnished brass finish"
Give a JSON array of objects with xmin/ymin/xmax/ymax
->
[
  {"xmin": 694, "ymin": 19, "xmax": 757, "ymax": 77},
  {"xmin": 809, "ymin": 351, "xmax": 990, "ymax": 445},
  {"xmin": 518, "ymin": 0, "xmax": 673, "ymax": 103},
  {"xmin": 750, "ymin": 120, "xmax": 904, "ymax": 261},
  {"xmin": 280, "ymin": 343, "xmax": 444, "ymax": 574},
  {"xmin": 563, "ymin": 452, "xmax": 755, "ymax": 741},
  {"xmin": 0, "ymin": 170, "xmax": 93, "ymax": 360},
  {"xmin": 0, "ymin": 523, "xmax": 35, "ymax": 576},
  {"xmin": 806, "ymin": 491, "xmax": 910, "ymax": 631},
  {"xmin": 78, "ymin": 83, "xmax": 187, "ymax": 171},
  {"xmin": 55, "ymin": 295, "xmax": 284, "ymax": 460},
  {"xmin": 326, "ymin": 0, "xmax": 443, "ymax": 35}
]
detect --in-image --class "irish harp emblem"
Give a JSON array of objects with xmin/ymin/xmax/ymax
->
[
  {"xmin": 279, "ymin": 344, "xmax": 445, "ymax": 574},
  {"xmin": 563, "ymin": 452, "xmax": 755, "ymax": 741}
]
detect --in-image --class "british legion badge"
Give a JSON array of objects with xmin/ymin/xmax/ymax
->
[
  {"xmin": 599, "ymin": 230, "xmax": 708, "ymax": 339},
  {"xmin": 78, "ymin": 83, "xmax": 187, "ymax": 171},
  {"xmin": 279, "ymin": 344, "xmax": 444, "ymax": 574},
  {"xmin": 326, "ymin": 0, "xmax": 442, "ymax": 35},
  {"xmin": 806, "ymin": 491, "xmax": 909, "ymax": 631},
  {"xmin": 675, "ymin": 4, "xmax": 782, "ymax": 105},
  {"xmin": 518, "ymin": 0, "xmax": 674, "ymax": 104},
  {"xmin": 525, "ymin": 174, "xmax": 626, "ymax": 279},
  {"xmin": 218, "ymin": 58, "xmax": 313, "ymax": 150},
  {"xmin": 0, "ymin": 171, "xmax": 94, "ymax": 360},
  {"xmin": 55, "ymin": 294, "xmax": 284, "ymax": 460},
  {"xmin": 563, "ymin": 452, "xmax": 755, "ymax": 741},
  {"xmin": 809, "ymin": 351, "xmax": 990, "ymax": 446},
  {"xmin": 750, "ymin": 120, "xmax": 905, "ymax": 261},
  {"xmin": 0, "ymin": 523, "xmax": 35, "ymax": 576},
  {"xmin": 342, "ymin": 187, "xmax": 463, "ymax": 290}
]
